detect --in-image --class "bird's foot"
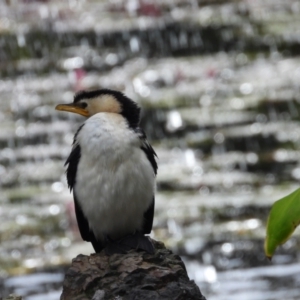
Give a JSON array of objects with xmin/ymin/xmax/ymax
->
[{"xmin": 104, "ymin": 233, "xmax": 155, "ymax": 255}]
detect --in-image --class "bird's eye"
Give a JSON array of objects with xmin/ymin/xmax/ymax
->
[{"xmin": 78, "ymin": 102, "xmax": 88, "ymax": 109}]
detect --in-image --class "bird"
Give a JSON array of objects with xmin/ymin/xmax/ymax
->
[{"xmin": 55, "ymin": 88, "xmax": 157, "ymax": 254}]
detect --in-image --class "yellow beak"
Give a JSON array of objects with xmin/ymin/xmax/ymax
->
[{"xmin": 55, "ymin": 103, "xmax": 89, "ymax": 117}]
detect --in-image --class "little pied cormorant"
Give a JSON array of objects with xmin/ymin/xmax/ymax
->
[{"xmin": 55, "ymin": 89, "xmax": 157, "ymax": 254}]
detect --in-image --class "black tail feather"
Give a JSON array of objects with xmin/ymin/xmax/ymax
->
[{"xmin": 104, "ymin": 233, "xmax": 155, "ymax": 255}]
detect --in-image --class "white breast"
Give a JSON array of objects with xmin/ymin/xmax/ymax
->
[{"xmin": 74, "ymin": 113, "xmax": 155, "ymax": 241}]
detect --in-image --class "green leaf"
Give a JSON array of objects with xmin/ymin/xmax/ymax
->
[{"xmin": 264, "ymin": 188, "xmax": 300, "ymax": 259}]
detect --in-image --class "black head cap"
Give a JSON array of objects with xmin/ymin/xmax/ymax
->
[{"xmin": 74, "ymin": 89, "xmax": 141, "ymax": 128}]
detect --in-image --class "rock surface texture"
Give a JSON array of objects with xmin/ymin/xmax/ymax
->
[{"xmin": 61, "ymin": 240, "xmax": 206, "ymax": 300}]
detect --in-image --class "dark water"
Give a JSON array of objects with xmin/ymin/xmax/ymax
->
[{"xmin": 1, "ymin": 0, "xmax": 300, "ymax": 299}]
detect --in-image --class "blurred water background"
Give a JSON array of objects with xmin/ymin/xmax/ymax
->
[{"xmin": 1, "ymin": 0, "xmax": 300, "ymax": 299}]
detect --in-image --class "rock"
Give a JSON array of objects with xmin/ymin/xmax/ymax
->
[{"xmin": 61, "ymin": 240, "xmax": 206, "ymax": 300}]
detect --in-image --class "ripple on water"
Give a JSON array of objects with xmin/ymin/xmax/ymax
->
[
  {"xmin": 2, "ymin": 272, "xmax": 64, "ymax": 300},
  {"xmin": 1, "ymin": 0, "xmax": 300, "ymax": 299}
]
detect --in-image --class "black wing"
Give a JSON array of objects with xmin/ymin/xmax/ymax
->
[
  {"xmin": 135, "ymin": 128, "xmax": 158, "ymax": 234},
  {"xmin": 136, "ymin": 128, "xmax": 158, "ymax": 175},
  {"xmin": 65, "ymin": 141, "xmax": 90, "ymax": 241},
  {"xmin": 65, "ymin": 125, "xmax": 104, "ymax": 252},
  {"xmin": 74, "ymin": 193, "xmax": 104, "ymax": 252},
  {"xmin": 65, "ymin": 124, "xmax": 84, "ymax": 191},
  {"xmin": 143, "ymin": 198, "xmax": 155, "ymax": 234}
]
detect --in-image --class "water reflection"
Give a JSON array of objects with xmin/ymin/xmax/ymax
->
[{"xmin": 1, "ymin": 0, "xmax": 300, "ymax": 299}]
